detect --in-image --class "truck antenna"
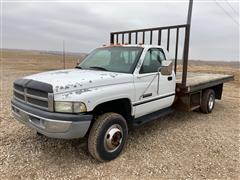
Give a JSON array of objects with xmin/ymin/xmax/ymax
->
[
  {"xmin": 182, "ymin": 0, "xmax": 193, "ymax": 87},
  {"xmin": 63, "ymin": 40, "xmax": 66, "ymax": 69}
]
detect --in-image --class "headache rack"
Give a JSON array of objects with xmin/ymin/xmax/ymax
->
[
  {"xmin": 110, "ymin": 0, "xmax": 193, "ymax": 91},
  {"xmin": 110, "ymin": 23, "xmax": 191, "ymax": 90}
]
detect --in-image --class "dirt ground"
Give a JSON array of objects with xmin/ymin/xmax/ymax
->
[{"xmin": 0, "ymin": 50, "xmax": 239, "ymax": 179}]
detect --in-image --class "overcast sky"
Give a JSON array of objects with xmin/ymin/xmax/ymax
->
[{"xmin": 1, "ymin": 0, "xmax": 239, "ymax": 61}]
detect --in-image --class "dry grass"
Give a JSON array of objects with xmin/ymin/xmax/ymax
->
[{"xmin": 0, "ymin": 50, "xmax": 239, "ymax": 179}]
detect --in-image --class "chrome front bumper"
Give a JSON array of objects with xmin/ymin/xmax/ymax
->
[{"xmin": 11, "ymin": 99, "xmax": 92, "ymax": 139}]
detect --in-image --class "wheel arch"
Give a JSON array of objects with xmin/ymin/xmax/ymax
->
[
  {"xmin": 91, "ymin": 98, "xmax": 134, "ymax": 124},
  {"xmin": 209, "ymin": 83, "xmax": 223, "ymax": 100}
]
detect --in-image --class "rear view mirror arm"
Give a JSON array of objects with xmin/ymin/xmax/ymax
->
[{"xmin": 157, "ymin": 67, "xmax": 161, "ymax": 94}]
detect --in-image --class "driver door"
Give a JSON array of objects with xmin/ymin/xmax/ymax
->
[{"xmin": 133, "ymin": 48, "xmax": 175, "ymax": 118}]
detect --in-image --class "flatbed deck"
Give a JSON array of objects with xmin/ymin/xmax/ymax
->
[{"xmin": 176, "ymin": 72, "xmax": 234, "ymax": 93}]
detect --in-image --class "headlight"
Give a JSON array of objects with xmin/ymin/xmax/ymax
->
[
  {"xmin": 73, "ymin": 102, "xmax": 87, "ymax": 113},
  {"xmin": 54, "ymin": 101, "xmax": 87, "ymax": 113},
  {"xmin": 55, "ymin": 102, "xmax": 72, "ymax": 113}
]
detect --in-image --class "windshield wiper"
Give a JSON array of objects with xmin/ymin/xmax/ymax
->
[{"xmin": 89, "ymin": 66, "xmax": 108, "ymax": 71}]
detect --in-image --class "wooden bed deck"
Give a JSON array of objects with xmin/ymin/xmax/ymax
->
[{"xmin": 176, "ymin": 72, "xmax": 234, "ymax": 93}]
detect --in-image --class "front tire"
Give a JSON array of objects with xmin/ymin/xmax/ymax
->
[
  {"xmin": 200, "ymin": 89, "xmax": 215, "ymax": 114},
  {"xmin": 88, "ymin": 113, "xmax": 128, "ymax": 162}
]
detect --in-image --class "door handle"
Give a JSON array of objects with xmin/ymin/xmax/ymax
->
[
  {"xmin": 142, "ymin": 93, "xmax": 152, "ymax": 98},
  {"xmin": 168, "ymin": 76, "xmax": 172, "ymax": 81}
]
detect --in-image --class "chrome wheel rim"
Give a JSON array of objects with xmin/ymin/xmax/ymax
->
[
  {"xmin": 104, "ymin": 124, "xmax": 123, "ymax": 152},
  {"xmin": 208, "ymin": 95, "xmax": 214, "ymax": 110}
]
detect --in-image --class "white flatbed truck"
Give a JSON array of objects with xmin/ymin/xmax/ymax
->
[{"xmin": 11, "ymin": 24, "xmax": 233, "ymax": 162}]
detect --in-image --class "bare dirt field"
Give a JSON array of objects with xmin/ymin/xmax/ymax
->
[{"xmin": 0, "ymin": 50, "xmax": 239, "ymax": 179}]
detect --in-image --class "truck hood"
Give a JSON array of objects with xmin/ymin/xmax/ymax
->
[{"xmin": 24, "ymin": 69, "xmax": 133, "ymax": 94}]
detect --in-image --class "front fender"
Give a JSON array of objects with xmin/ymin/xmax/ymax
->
[{"xmin": 54, "ymin": 82, "xmax": 135, "ymax": 113}]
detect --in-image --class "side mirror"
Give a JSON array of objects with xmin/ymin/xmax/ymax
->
[
  {"xmin": 76, "ymin": 60, "xmax": 81, "ymax": 66},
  {"xmin": 159, "ymin": 60, "xmax": 173, "ymax": 76}
]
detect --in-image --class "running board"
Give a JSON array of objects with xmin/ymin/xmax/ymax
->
[{"xmin": 133, "ymin": 107, "xmax": 174, "ymax": 128}]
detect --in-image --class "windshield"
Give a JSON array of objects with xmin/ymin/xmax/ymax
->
[{"xmin": 77, "ymin": 47, "xmax": 143, "ymax": 73}]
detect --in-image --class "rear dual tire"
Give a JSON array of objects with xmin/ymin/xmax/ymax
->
[{"xmin": 200, "ymin": 89, "xmax": 215, "ymax": 114}]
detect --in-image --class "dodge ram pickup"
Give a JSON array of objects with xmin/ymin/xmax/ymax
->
[{"xmin": 11, "ymin": 24, "xmax": 234, "ymax": 162}]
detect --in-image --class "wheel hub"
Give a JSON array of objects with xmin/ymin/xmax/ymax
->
[
  {"xmin": 208, "ymin": 95, "xmax": 214, "ymax": 110},
  {"xmin": 104, "ymin": 125, "xmax": 123, "ymax": 152}
]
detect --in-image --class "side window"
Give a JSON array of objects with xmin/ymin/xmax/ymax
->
[{"xmin": 140, "ymin": 49, "xmax": 166, "ymax": 74}]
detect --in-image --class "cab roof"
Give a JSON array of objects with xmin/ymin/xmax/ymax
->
[{"xmin": 102, "ymin": 44, "xmax": 167, "ymax": 51}]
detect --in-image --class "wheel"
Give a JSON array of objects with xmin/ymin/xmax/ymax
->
[
  {"xmin": 200, "ymin": 89, "xmax": 215, "ymax": 114},
  {"xmin": 88, "ymin": 112, "xmax": 128, "ymax": 162}
]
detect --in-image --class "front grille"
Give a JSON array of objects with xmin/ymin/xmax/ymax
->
[
  {"xmin": 26, "ymin": 88, "xmax": 48, "ymax": 98},
  {"xmin": 14, "ymin": 84, "xmax": 24, "ymax": 92},
  {"xmin": 14, "ymin": 91, "xmax": 25, "ymax": 101},
  {"xmin": 13, "ymin": 80, "xmax": 54, "ymax": 111},
  {"xmin": 27, "ymin": 97, "xmax": 48, "ymax": 108}
]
